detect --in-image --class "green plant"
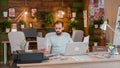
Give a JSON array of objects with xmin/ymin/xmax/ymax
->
[
  {"xmin": 106, "ymin": 43, "xmax": 114, "ymax": 50},
  {"xmin": 94, "ymin": 19, "xmax": 103, "ymax": 27},
  {"xmin": 44, "ymin": 12, "xmax": 54, "ymax": 27},
  {"xmin": 93, "ymin": 36, "xmax": 99, "ymax": 42},
  {"xmin": 4, "ymin": 20, "xmax": 12, "ymax": 28},
  {"xmin": 106, "ymin": 43, "xmax": 113, "ymax": 47},
  {"xmin": 68, "ymin": 19, "xmax": 80, "ymax": 30},
  {"xmin": 88, "ymin": 25, "xmax": 94, "ymax": 36},
  {"xmin": 19, "ymin": 20, "xmax": 26, "ymax": 25},
  {"xmin": 35, "ymin": 12, "xmax": 54, "ymax": 27},
  {"xmin": 0, "ymin": 20, "xmax": 12, "ymax": 32}
]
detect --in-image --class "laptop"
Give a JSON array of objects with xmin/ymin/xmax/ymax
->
[{"xmin": 64, "ymin": 42, "xmax": 88, "ymax": 56}]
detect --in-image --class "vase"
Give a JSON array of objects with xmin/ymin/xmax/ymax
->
[
  {"xmin": 21, "ymin": 25, "xmax": 25, "ymax": 29},
  {"xmin": 6, "ymin": 28, "xmax": 10, "ymax": 33},
  {"xmin": 94, "ymin": 42, "xmax": 98, "ymax": 46}
]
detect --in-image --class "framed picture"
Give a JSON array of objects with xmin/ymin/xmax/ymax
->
[
  {"xmin": 9, "ymin": 8, "xmax": 15, "ymax": 17},
  {"xmin": 31, "ymin": 8, "xmax": 37, "ymax": 17}
]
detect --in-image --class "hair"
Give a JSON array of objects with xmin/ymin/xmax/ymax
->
[{"xmin": 54, "ymin": 20, "xmax": 64, "ymax": 27}]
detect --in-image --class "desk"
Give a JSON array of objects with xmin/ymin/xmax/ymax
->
[
  {"xmin": 17, "ymin": 52, "xmax": 120, "ymax": 68},
  {"xmin": 1, "ymin": 40, "xmax": 36, "ymax": 64}
]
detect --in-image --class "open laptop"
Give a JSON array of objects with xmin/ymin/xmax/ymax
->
[{"xmin": 64, "ymin": 42, "xmax": 88, "ymax": 56}]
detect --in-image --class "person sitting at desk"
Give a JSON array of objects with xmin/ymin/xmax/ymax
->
[{"xmin": 47, "ymin": 21, "xmax": 73, "ymax": 55}]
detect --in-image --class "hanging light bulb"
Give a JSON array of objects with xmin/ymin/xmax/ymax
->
[
  {"xmin": 57, "ymin": 9, "xmax": 64, "ymax": 18},
  {"xmin": 24, "ymin": 11, "xmax": 28, "ymax": 15},
  {"xmin": 57, "ymin": 0, "xmax": 64, "ymax": 18}
]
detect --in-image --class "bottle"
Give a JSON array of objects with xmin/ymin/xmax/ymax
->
[{"xmin": 29, "ymin": 22, "xmax": 33, "ymax": 28}]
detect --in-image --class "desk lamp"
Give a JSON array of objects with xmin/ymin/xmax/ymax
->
[{"xmin": 100, "ymin": 20, "xmax": 119, "ymax": 55}]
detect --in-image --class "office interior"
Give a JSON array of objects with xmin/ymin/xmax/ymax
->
[{"xmin": 0, "ymin": 0, "xmax": 120, "ymax": 68}]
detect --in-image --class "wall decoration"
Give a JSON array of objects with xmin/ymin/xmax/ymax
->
[
  {"xmin": 3, "ymin": 11, "xmax": 8, "ymax": 17},
  {"xmin": 31, "ymin": 8, "xmax": 37, "ymax": 17},
  {"xmin": 9, "ymin": 8, "xmax": 15, "ymax": 17}
]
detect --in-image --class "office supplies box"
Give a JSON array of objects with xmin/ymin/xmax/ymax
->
[{"xmin": 14, "ymin": 52, "xmax": 44, "ymax": 64}]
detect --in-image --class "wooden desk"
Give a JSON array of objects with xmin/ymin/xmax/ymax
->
[
  {"xmin": 1, "ymin": 40, "xmax": 36, "ymax": 64},
  {"xmin": 17, "ymin": 52, "xmax": 120, "ymax": 68}
]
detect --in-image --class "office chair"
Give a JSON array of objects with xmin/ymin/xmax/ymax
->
[
  {"xmin": 72, "ymin": 30, "xmax": 84, "ymax": 42},
  {"xmin": 8, "ymin": 31, "xmax": 29, "ymax": 54},
  {"xmin": 8, "ymin": 31, "xmax": 30, "ymax": 67}
]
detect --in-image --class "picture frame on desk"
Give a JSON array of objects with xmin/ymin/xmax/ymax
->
[{"xmin": 9, "ymin": 8, "xmax": 15, "ymax": 17}]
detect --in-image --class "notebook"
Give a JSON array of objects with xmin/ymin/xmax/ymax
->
[
  {"xmin": 37, "ymin": 37, "xmax": 48, "ymax": 50},
  {"xmin": 64, "ymin": 42, "xmax": 88, "ymax": 56}
]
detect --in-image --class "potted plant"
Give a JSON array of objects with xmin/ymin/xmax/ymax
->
[
  {"xmin": 99, "ymin": 35, "xmax": 106, "ymax": 46},
  {"xmin": 106, "ymin": 43, "xmax": 114, "ymax": 54},
  {"xmin": 68, "ymin": 18, "xmax": 80, "ymax": 30},
  {"xmin": 5, "ymin": 20, "xmax": 12, "ymax": 32},
  {"xmin": 0, "ymin": 20, "xmax": 12, "ymax": 32},
  {"xmin": 93, "ymin": 36, "xmax": 99, "ymax": 46},
  {"xmin": 94, "ymin": 19, "xmax": 103, "ymax": 28},
  {"xmin": 19, "ymin": 20, "xmax": 26, "ymax": 29}
]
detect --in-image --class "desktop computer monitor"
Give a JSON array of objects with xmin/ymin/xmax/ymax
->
[{"xmin": 22, "ymin": 29, "xmax": 37, "ymax": 40}]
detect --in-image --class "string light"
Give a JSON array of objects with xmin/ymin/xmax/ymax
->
[{"xmin": 57, "ymin": 0, "xmax": 64, "ymax": 18}]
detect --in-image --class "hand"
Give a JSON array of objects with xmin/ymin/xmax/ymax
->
[{"xmin": 40, "ymin": 48, "xmax": 49, "ymax": 55}]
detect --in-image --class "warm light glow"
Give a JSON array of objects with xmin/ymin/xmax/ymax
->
[
  {"xmin": 24, "ymin": 11, "xmax": 28, "ymax": 15},
  {"xmin": 57, "ymin": 10, "xmax": 65, "ymax": 18}
]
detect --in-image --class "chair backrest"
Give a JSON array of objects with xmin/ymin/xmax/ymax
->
[
  {"xmin": 8, "ymin": 31, "xmax": 26, "ymax": 53},
  {"xmin": 45, "ymin": 32, "xmax": 71, "ymax": 38},
  {"xmin": 72, "ymin": 30, "xmax": 84, "ymax": 42},
  {"xmin": 37, "ymin": 37, "xmax": 47, "ymax": 50}
]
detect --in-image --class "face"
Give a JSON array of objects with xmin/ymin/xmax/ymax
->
[{"xmin": 54, "ymin": 23, "xmax": 64, "ymax": 35}]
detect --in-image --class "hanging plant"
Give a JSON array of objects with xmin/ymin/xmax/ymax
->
[
  {"xmin": 35, "ymin": 12, "xmax": 54, "ymax": 27},
  {"xmin": 44, "ymin": 12, "xmax": 54, "ymax": 27}
]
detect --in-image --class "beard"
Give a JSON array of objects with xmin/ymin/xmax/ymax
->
[{"xmin": 56, "ymin": 31, "xmax": 62, "ymax": 35}]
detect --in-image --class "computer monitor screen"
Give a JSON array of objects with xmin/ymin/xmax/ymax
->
[{"xmin": 22, "ymin": 29, "xmax": 37, "ymax": 40}]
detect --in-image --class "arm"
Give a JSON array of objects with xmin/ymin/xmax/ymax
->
[
  {"xmin": 47, "ymin": 46, "xmax": 51, "ymax": 54},
  {"xmin": 46, "ymin": 37, "xmax": 52, "ymax": 54}
]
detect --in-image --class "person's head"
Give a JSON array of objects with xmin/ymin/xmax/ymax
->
[{"xmin": 54, "ymin": 21, "xmax": 64, "ymax": 35}]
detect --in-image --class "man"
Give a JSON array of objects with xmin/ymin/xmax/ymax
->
[{"xmin": 47, "ymin": 21, "xmax": 73, "ymax": 54}]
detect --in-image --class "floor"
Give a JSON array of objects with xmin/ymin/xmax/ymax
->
[
  {"xmin": 0, "ymin": 64, "xmax": 12, "ymax": 68},
  {"xmin": 0, "ymin": 61, "xmax": 16, "ymax": 68}
]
